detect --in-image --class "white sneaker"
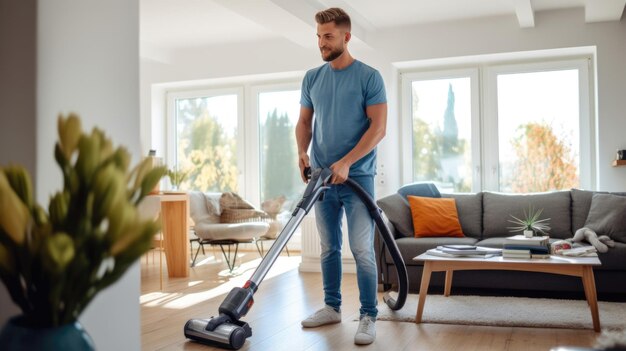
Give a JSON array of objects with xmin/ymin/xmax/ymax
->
[
  {"xmin": 354, "ymin": 315, "xmax": 376, "ymax": 345},
  {"xmin": 301, "ymin": 305, "xmax": 341, "ymax": 328}
]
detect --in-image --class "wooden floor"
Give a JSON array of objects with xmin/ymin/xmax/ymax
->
[{"xmin": 140, "ymin": 248, "xmax": 598, "ymax": 351}]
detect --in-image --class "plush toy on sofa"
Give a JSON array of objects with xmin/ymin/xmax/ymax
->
[{"xmin": 570, "ymin": 227, "xmax": 615, "ymax": 253}]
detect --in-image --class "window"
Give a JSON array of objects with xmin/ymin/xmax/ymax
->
[
  {"xmin": 254, "ymin": 85, "xmax": 302, "ymax": 213},
  {"xmin": 402, "ymin": 58, "xmax": 593, "ymax": 193},
  {"xmin": 401, "ymin": 69, "xmax": 480, "ymax": 192},
  {"xmin": 166, "ymin": 88, "xmax": 243, "ymax": 193}
]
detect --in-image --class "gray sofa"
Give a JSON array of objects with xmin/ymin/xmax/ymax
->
[{"xmin": 375, "ymin": 188, "xmax": 626, "ymax": 298}]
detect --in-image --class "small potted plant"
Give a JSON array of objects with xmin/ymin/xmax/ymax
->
[
  {"xmin": 166, "ymin": 167, "xmax": 190, "ymax": 192},
  {"xmin": 507, "ymin": 205, "xmax": 551, "ymax": 237}
]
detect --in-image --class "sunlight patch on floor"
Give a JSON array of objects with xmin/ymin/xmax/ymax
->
[
  {"xmin": 140, "ymin": 291, "xmax": 184, "ymax": 306},
  {"xmin": 191, "ymin": 255, "xmax": 218, "ymax": 267},
  {"xmin": 142, "ymin": 256, "xmax": 302, "ymax": 310}
]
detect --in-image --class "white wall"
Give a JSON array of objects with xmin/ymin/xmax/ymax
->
[
  {"xmin": 141, "ymin": 8, "xmax": 626, "ymax": 195},
  {"xmin": 0, "ymin": 0, "xmax": 36, "ymax": 324},
  {"xmin": 0, "ymin": 0, "xmax": 141, "ymax": 350}
]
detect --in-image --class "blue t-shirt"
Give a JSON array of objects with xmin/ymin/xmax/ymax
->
[{"xmin": 300, "ymin": 60, "xmax": 386, "ymax": 177}]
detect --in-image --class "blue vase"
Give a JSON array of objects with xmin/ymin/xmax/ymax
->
[{"xmin": 0, "ymin": 315, "xmax": 95, "ymax": 350}]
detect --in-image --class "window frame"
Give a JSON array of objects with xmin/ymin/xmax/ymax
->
[
  {"xmin": 400, "ymin": 56, "xmax": 595, "ymax": 193},
  {"xmin": 400, "ymin": 68, "xmax": 481, "ymax": 191},
  {"xmin": 482, "ymin": 58, "xmax": 594, "ymax": 191}
]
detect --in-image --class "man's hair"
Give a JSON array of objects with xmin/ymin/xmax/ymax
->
[{"xmin": 315, "ymin": 7, "xmax": 351, "ymax": 31}]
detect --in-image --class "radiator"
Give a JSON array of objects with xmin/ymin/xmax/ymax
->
[{"xmin": 299, "ymin": 214, "xmax": 356, "ymax": 273}]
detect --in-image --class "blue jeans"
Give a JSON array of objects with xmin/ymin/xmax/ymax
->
[{"xmin": 314, "ymin": 175, "xmax": 378, "ymax": 318}]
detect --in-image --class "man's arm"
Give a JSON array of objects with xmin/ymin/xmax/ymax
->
[
  {"xmin": 296, "ymin": 106, "xmax": 314, "ymax": 182},
  {"xmin": 330, "ymin": 103, "xmax": 387, "ymax": 184}
]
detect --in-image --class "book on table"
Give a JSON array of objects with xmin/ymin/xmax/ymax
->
[
  {"xmin": 428, "ymin": 246, "xmax": 503, "ymax": 258},
  {"xmin": 531, "ymin": 253, "xmax": 551, "ymax": 259},
  {"xmin": 504, "ymin": 235, "xmax": 550, "ymax": 246},
  {"xmin": 441, "ymin": 244, "xmax": 477, "ymax": 250},
  {"xmin": 502, "ymin": 244, "xmax": 550, "ymax": 254},
  {"xmin": 502, "ymin": 249, "xmax": 531, "ymax": 259}
]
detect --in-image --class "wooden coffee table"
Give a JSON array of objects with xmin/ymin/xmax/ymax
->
[{"xmin": 412, "ymin": 253, "xmax": 602, "ymax": 331}]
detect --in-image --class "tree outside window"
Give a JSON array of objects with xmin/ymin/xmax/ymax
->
[
  {"xmin": 411, "ymin": 79, "xmax": 472, "ymax": 193},
  {"xmin": 258, "ymin": 90, "xmax": 301, "ymax": 213},
  {"xmin": 174, "ymin": 95, "xmax": 239, "ymax": 192}
]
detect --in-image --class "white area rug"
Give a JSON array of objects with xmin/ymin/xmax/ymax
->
[{"xmin": 377, "ymin": 294, "xmax": 626, "ymax": 330}]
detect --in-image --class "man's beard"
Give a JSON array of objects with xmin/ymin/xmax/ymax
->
[{"xmin": 321, "ymin": 46, "xmax": 344, "ymax": 62}]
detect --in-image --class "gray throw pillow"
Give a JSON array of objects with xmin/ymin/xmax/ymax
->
[
  {"xmin": 442, "ymin": 193, "xmax": 483, "ymax": 239},
  {"xmin": 377, "ymin": 193, "xmax": 413, "ymax": 237},
  {"xmin": 584, "ymin": 193, "xmax": 626, "ymax": 243}
]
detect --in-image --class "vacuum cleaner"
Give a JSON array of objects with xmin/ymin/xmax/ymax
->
[{"xmin": 183, "ymin": 167, "xmax": 408, "ymax": 349}]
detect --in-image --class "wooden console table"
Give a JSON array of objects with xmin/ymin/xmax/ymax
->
[{"xmin": 149, "ymin": 193, "xmax": 190, "ymax": 278}]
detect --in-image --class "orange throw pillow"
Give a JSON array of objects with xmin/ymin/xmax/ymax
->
[{"xmin": 407, "ymin": 195, "xmax": 464, "ymax": 238}]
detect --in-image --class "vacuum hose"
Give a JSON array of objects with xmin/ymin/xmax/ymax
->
[{"xmin": 341, "ymin": 178, "xmax": 408, "ymax": 310}]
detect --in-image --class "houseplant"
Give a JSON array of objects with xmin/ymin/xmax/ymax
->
[
  {"xmin": 0, "ymin": 114, "xmax": 166, "ymax": 349},
  {"xmin": 507, "ymin": 205, "xmax": 551, "ymax": 237},
  {"xmin": 166, "ymin": 167, "xmax": 189, "ymax": 191}
]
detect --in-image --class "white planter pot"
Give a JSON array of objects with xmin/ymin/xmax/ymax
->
[{"xmin": 523, "ymin": 229, "xmax": 534, "ymax": 238}]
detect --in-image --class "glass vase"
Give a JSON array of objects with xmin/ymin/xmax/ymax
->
[{"xmin": 0, "ymin": 315, "xmax": 95, "ymax": 351}]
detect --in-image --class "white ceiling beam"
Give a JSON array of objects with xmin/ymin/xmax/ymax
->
[
  {"xmin": 514, "ymin": 0, "xmax": 535, "ymax": 28},
  {"xmin": 212, "ymin": 0, "xmax": 317, "ymax": 49},
  {"xmin": 584, "ymin": 0, "xmax": 626, "ymax": 23}
]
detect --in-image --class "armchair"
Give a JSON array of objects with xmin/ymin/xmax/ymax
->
[{"xmin": 188, "ymin": 191, "xmax": 269, "ymax": 271}]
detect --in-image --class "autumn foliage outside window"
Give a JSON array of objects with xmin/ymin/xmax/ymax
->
[{"xmin": 508, "ymin": 122, "xmax": 578, "ymax": 193}]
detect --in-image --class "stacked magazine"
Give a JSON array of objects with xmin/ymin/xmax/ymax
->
[{"xmin": 426, "ymin": 245, "xmax": 503, "ymax": 258}]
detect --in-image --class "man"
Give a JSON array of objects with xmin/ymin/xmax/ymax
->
[{"xmin": 296, "ymin": 7, "xmax": 387, "ymax": 345}]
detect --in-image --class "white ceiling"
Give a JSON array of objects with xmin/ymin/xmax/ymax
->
[{"xmin": 140, "ymin": 0, "xmax": 625, "ymax": 53}]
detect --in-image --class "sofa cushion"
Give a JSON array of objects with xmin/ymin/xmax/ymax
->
[
  {"xmin": 571, "ymin": 189, "xmax": 626, "ymax": 233},
  {"xmin": 584, "ymin": 193, "xmax": 626, "ymax": 243},
  {"xmin": 442, "ymin": 193, "xmax": 483, "ymax": 239},
  {"xmin": 408, "ymin": 196, "xmax": 464, "ymax": 237},
  {"xmin": 377, "ymin": 193, "xmax": 413, "ymax": 237},
  {"xmin": 482, "ymin": 191, "xmax": 572, "ymax": 239}
]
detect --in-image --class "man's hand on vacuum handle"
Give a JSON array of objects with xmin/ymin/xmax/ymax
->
[
  {"xmin": 329, "ymin": 159, "xmax": 351, "ymax": 184},
  {"xmin": 299, "ymin": 152, "xmax": 310, "ymax": 183}
]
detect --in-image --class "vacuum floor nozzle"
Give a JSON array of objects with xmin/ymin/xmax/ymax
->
[{"xmin": 184, "ymin": 317, "xmax": 251, "ymax": 350}]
